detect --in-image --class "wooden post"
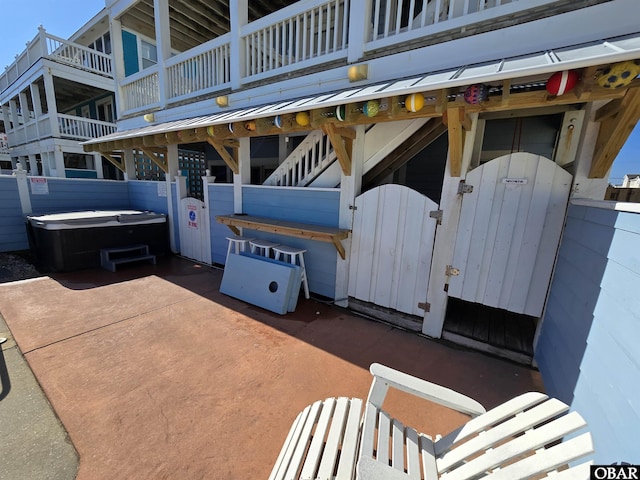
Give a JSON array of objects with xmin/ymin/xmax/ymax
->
[
  {"xmin": 347, "ymin": 0, "xmax": 370, "ymax": 63},
  {"xmin": 229, "ymin": 0, "xmax": 248, "ymax": 90},
  {"xmin": 154, "ymin": 0, "xmax": 171, "ymax": 109},
  {"xmin": 233, "ymin": 137, "xmax": 250, "ymax": 214},
  {"xmin": 109, "ymin": 17, "xmax": 126, "ymax": 121},
  {"xmin": 166, "ymin": 144, "xmax": 180, "ymax": 253}
]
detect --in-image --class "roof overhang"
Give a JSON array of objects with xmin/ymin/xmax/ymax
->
[{"xmin": 84, "ymin": 32, "xmax": 640, "ymax": 178}]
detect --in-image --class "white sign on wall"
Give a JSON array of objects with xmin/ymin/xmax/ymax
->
[
  {"xmin": 30, "ymin": 177, "xmax": 49, "ymax": 195},
  {"xmin": 157, "ymin": 182, "xmax": 167, "ymax": 197}
]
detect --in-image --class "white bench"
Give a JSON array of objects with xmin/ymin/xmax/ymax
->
[{"xmin": 100, "ymin": 244, "xmax": 156, "ymax": 272}]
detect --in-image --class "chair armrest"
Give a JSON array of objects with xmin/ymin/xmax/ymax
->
[{"xmin": 368, "ymin": 363, "xmax": 486, "ymax": 417}]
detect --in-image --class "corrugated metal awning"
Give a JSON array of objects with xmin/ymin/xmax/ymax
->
[{"xmin": 83, "ymin": 31, "xmax": 640, "ymax": 148}]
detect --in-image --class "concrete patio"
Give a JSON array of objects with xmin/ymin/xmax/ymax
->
[{"xmin": 0, "ymin": 255, "xmax": 544, "ymax": 479}]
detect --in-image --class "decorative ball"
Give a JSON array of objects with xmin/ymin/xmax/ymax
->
[
  {"xmin": 335, "ymin": 105, "xmax": 346, "ymax": 122},
  {"xmin": 464, "ymin": 84, "xmax": 489, "ymax": 104},
  {"xmin": 405, "ymin": 93, "xmax": 425, "ymax": 112},
  {"xmin": 206, "ymin": 126, "xmax": 215, "ymax": 137},
  {"xmin": 228, "ymin": 123, "xmax": 234, "ymax": 133},
  {"xmin": 296, "ymin": 111, "xmax": 310, "ymax": 126},
  {"xmin": 545, "ymin": 70, "xmax": 579, "ymax": 96},
  {"xmin": 363, "ymin": 100, "xmax": 380, "ymax": 118},
  {"xmin": 244, "ymin": 120, "xmax": 256, "ymax": 131},
  {"xmin": 274, "ymin": 115, "xmax": 283, "ymax": 129},
  {"xmin": 596, "ymin": 60, "xmax": 640, "ymax": 89}
]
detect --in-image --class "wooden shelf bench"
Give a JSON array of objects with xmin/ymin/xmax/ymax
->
[
  {"xmin": 100, "ymin": 244, "xmax": 156, "ymax": 272},
  {"xmin": 216, "ymin": 214, "xmax": 351, "ymax": 259}
]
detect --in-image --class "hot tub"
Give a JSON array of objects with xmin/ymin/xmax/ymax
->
[{"xmin": 27, "ymin": 210, "xmax": 169, "ymax": 272}]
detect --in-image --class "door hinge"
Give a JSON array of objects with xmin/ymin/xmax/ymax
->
[
  {"xmin": 418, "ymin": 302, "xmax": 431, "ymax": 312},
  {"xmin": 349, "ymin": 204, "xmax": 357, "ymax": 210},
  {"xmin": 445, "ymin": 265, "xmax": 460, "ymax": 276},
  {"xmin": 457, "ymin": 180, "xmax": 474, "ymax": 195},
  {"xmin": 429, "ymin": 209, "xmax": 443, "ymax": 225}
]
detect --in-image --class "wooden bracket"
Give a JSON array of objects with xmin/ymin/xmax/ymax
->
[
  {"xmin": 101, "ymin": 152, "xmax": 125, "ymax": 172},
  {"xmin": 140, "ymin": 147, "xmax": 168, "ymax": 173},
  {"xmin": 323, "ymin": 123, "xmax": 354, "ymax": 175},
  {"xmin": 590, "ymin": 87, "xmax": 640, "ymax": 178},
  {"xmin": 207, "ymin": 138, "xmax": 239, "ymax": 174}
]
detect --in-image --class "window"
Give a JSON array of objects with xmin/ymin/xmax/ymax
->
[{"xmin": 141, "ymin": 40, "xmax": 157, "ymax": 69}]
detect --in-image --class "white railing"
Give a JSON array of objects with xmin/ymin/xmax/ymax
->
[
  {"xmin": 241, "ymin": 0, "xmax": 350, "ymax": 81},
  {"xmin": 264, "ymin": 130, "xmax": 336, "ymax": 187},
  {"xmin": 116, "ymin": 0, "xmax": 567, "ymax": 116},
  {"xmin": 45, "ymin": 32, "xmax": 113, "ymax": 76},
  {"xmin": 166, "ymin": 35, "xmax": 232, "ymax": 101},
  {"xmin": 0, "ymin": 27, "xmax": 112, "ymax": 91},
  {"xmin": 121, "ymin": 67, "xmax": 161, "ymax": 113},
  {"xmin": 58, "ymin": 114, "xmax": 117, "ymax": 140}
]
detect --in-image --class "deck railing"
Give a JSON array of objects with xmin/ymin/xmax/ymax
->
[
  {"xmin": 264, "ymin": 130, "xmax": 336, "ymax": 187},
  {"xmin": 0, "ymin": 135, "xmax": 9, "ymax": 154},
  {"xmin": 118, "ymin": 0, "xmax": 567, "ymax": 116},
  {"xmin": 57, "ymin": 114, "xmax": 118, "ymax": 140},
  {"xmin": 0, "ymin": 27, "xmax": 112, "ymax": 92}
]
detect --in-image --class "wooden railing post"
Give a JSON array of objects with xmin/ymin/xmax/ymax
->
[{"xmin": 154, "ymin": 0, "xmax": 171, "ymax": 109}]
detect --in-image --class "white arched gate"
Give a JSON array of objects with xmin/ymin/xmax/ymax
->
[
  {"xmin": 178, "ymin": 196, "xmax": 211, "ymax": 264},
  {"xmin": 448, "ymin": 153, "xmax": 572, "ymax": 317},
  {"xmin": 348, "ymin": 184, "xmax": 439, "ymax": 319}
]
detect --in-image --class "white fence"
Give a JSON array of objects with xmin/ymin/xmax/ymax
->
[{"xmin": 58, "ymin": 114, "xmax": 118, "ymax": 140}]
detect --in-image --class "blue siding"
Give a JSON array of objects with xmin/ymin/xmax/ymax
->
[
  {"xmin": 536, "ymin": 204, "xmax": 640, "ymax": 464},
  {"xmin": 242, "ymin": 186, "xmax": 340, "ymax": 298},
  {"xmin": 208, "ymin": 185, "xmax": 234, "ymax": 265},
  {"xmin": 0, "ymin": 177, "xmax": 29, "ymax": 252},
  {"xmin": 128, "ymin": 180, "xmax": 170, "ymax": 214},
  {"xmin": 29, "ymin": 178, "xmax": 130, "ymax": 214}
]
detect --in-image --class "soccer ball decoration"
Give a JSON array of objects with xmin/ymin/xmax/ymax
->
[
  {"xmin": 464, "ymin": 84, "xmax": 489, "ymax": 104},
  {"xmin": 405, "ymin": 93, "xmax": 425, "ymax": 112},
  {"xmin": 545, "ymin": 70, "xmax": 579, "ymax": 96},
  {"xmin": 363, "ymin": 100, "xmax": 380, "ymax": 118},
  {"xmin": 596, "ymin": 60, "xmax": 640, "ymax": 89},
  {"xmin": 295, "ymin": 111, "xmax": 310, "ymax": 127}
]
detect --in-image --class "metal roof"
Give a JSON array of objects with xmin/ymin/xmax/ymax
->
[{"xmin": 83, "ymin": 31, "xmax": 640, "ymax": 147}]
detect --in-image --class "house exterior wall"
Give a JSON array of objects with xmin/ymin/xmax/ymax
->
[
  {"xmin": 208, "ymin": 184, "xmax": 234, "ymax": 266},
  {"xmin": 128, "ymin": 180, "xmax": 169, "ymax": 213},
  {"xmin": 535, "ymin": 200, "xmax": 640, "ymax": 464},
  {"xmin": 0, "ymin": 176, "xmax": 29, "ymax": 252}
]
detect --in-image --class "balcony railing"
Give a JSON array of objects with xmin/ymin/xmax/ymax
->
[
  {"xmin": 0, "ymin": 27, "xmax": 113, "ymax": 92},
  {"xmin": 118, "ymin": 0, "xmax": 573, "ymax": 116},
  {"xmin": 58, "ymin": 114, "xmax": 118, "ymax": 140}
]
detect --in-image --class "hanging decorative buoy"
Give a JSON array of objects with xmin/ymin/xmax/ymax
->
[
  {"xmin": 228, "ymin": 123, "xmax": 234, "ymax": 134},
  {"xmin": 244, "ymin": 120, "xmax": 256, "ymax": 131},
  {"xmin": 464, "ymin": 84, "xmax": 489, "ymax": 104},
  {"xmin": 274, "ymin": 115, "xmax": 283, "ymax": 129},
  {"xmin": 404, "ymin": 93, "xmax": 425, "ymax": 112},
  {"xmin": 362, "ymin": 99, "xmax": 380, "ymax": 118},
  {"xmin": 295, "ymin": 111, "xmax": 310, "ymax": 126},
  {"xmin": 596, "ymin": 60, "xmax": 640, "ymax": 89},
  {"xmin": 545, "ymin": 70, "xmax": 579, "ymax": 96},
  {"xmin": 206, "ymin": 126, "xmax": 215, "ymax": 137}
]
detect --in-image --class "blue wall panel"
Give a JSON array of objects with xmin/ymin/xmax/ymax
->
[
  {"xmin": 29, "ymin": 178, "xmax": 130, "ymax": 214},
  {"xmin": 128, "ymin": 180, "xmax": 170, "ymax": 214},
  {"xmin": 0, "ymin": 177, "xmax": 29, "ymax": 252},
  {"xmin": 241, "ymin": 186, "xmax": 340, "ymax": 298},
  {"xmin": 208, "ymin": 185, "xmax": 234, "ymax": 265},
  {"xmin": 536, "ymin": 203, "xmax": 640, "ymax": 464},
  {"xmin": 171, "ymin": 183, "xmax": 179, "ymax": 252}
]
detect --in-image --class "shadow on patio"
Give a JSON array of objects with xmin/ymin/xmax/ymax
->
[{"xmin": 0, "ymin": 255, "xmax": 543, "ymax": 479}]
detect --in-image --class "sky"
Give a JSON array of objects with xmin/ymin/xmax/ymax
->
[{"xmin": 0, "ymin": 0, "xmax": 638, "ymax": 184}]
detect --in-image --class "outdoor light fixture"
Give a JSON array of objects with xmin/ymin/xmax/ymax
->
[
  {"xmin": 143, "ymin": 113, "xmax": 155, "ymax": 122},
  {"xmin": 348, "ymin": 64, "xmax": 368, "ymax": 82},
  {"xmin": 216, "ymin": 96, "xmax": 229, "ymax": 107}
]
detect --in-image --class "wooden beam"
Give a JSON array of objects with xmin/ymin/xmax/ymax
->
[
  {"xmin": 590, "ymin": 87, "xmax": 640, "ymax": 178},
  {"xmin": 501, "ymin": 79, "xmax": 511, "ymax": 106},
  {"xmin": 447, "ymin": 106, "xmax": 465, "ymax": 177},
  {"xmin": 595, "ymin": 98, "xmax": 623, "ymax": 122},
  {"xmin": 323, "ymin": 123, "xmax": 352, "ymax": 175},
  {"xmin": 140, "ymin": 147, "xmax": 168, "ymax": 173},
  {"xmin": 101, "ymin": 152, "xmax": 125, "ymax": 172},
  {"xmin": 207, "ymin": 138, "xmax": 239, "ymax": 174}
]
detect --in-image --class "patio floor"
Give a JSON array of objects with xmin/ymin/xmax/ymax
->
[{"xmin": 0, "ymin": 255, "xmax": 544, "ymax": 479}]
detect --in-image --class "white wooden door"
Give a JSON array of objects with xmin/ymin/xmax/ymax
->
[
  {"xmin": 348, "ymin": 184, "xmax": 438, "ymax": 316},
  {"xmin": 179, "ymin": 196, "xmax": 211, "ymax": 264},
  {"xmin": 448, "ymin": 153, "xmax": 572, "ymax": 317}
]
